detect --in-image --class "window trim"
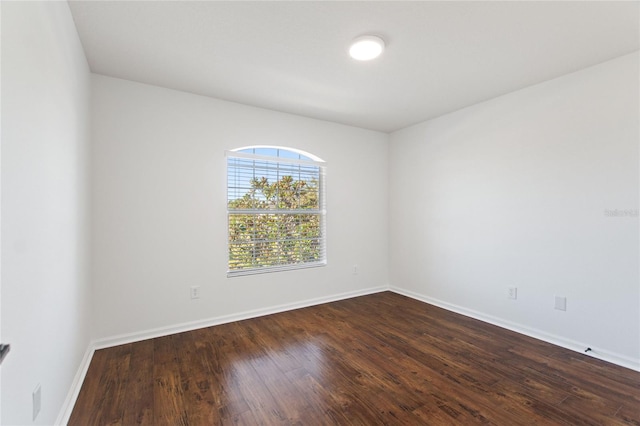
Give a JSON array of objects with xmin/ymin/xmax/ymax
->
[{"xmin": 226, "ymin": 147, "xmax": 327, "ymax": 277}]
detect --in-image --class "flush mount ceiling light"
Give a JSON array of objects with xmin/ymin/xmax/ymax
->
[{"xmin": 349, "ymin": 35, "xmax": 385, "ymax": 61}]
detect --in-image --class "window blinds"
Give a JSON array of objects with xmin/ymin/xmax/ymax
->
[{"xmin": 226, "ymin": 151, "xmax": 326, "ymax": 276}]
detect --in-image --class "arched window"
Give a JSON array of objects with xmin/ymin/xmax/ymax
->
[{"xmin": 226, "ymin": 146, "xmax": 326, "ymax": 276}]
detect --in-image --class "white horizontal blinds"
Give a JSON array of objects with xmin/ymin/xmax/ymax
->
[
  {"xmin": 227, "ymin": 158, "xmax": 320, "ymax": 210},
  {"xmin": 227, "ymin": 148, "xmax": 326, "ymax": 275}
]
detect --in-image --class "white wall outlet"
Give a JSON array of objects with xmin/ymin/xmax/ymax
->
[
  {"xmin": 508, "ymin": 287, "xmax": 517, "ymax": 300},
  {"xmin": 190, "ymin": 286, "xmax": 201, "ymax": 299},
  {"xmin": 33, "ymin": 384, "xmax": 41, "ymax": 421},
  {"xmin": 555, "ymin": 296, "xmax": 567, "ymax": 311},
  {"xmin": 352, "ymin": 264, "xmax": 358, "ymax": 275}
]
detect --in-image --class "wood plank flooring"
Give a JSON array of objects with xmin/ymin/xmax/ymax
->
[{"xmin": 69, "ymin": 292, "xmax": 640, "ymax": 425}]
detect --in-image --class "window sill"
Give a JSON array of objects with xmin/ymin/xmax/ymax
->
[{"xmin": 227, "ymin": 261, "xmax": 327, "ymax": 278}]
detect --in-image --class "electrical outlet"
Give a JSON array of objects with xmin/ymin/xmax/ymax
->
[
  {"xmin": 555, "ymin": 296, "xmax": 567, "ymax": 311},
  {"xmin": 33, "ymin": 384, "xmax": 41, "ymax": 421},
  {"xmin": 352, "ymin": 264, "xmax": 358, "ymax": 275},
  {"xmin": 508, "ymin": 287, "xmax": 517, "ymax": 300},
  {"xmin": 190, "ymin": 286, "xmax": 201, "ymax": 299}
]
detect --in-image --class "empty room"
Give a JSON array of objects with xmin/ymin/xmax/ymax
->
[{"xmin": 2, "ymin": 1, "xmax": 639, "ymax": 425}]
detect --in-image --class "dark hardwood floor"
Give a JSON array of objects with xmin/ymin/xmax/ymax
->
[{"xmin": 69, "ymin": 292, "xmax": 640, "ymax": 425}]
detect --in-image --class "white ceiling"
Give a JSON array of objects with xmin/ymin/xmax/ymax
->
[{"xmin": 68, "ymin": 1, "xmax": 640, "ymax": 133}]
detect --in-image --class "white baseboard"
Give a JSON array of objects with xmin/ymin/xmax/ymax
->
[
  {"xmin": 55, "ymin": 345, "xmax": 96, "ymax": 425},
  {"xmin": 389, "ymin": 286, "xmax": 640, "ymax": 372},
  {"xmin": 55, "ymin": 285, "xmax": 388, "ymax": 424},
  {"xmin": 92, "ymin": 285, "xmax": 388, "ymax": 350}
]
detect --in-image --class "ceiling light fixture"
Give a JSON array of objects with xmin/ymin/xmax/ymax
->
[{"xmin": 349, "ymin": 35, "xmax": 385, "ymax": 61}]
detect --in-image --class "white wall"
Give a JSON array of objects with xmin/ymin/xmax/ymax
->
[
  {"xmin": 90, "ymin": 75, "xmax": 389, "ymax": 340},
  {"xmin": 389, "ymin": 52, "xmax": 640, "ymax": 368},
  {"xmin": 1, "ymin": 2, "xmax": 91, "ymax": 425}
]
